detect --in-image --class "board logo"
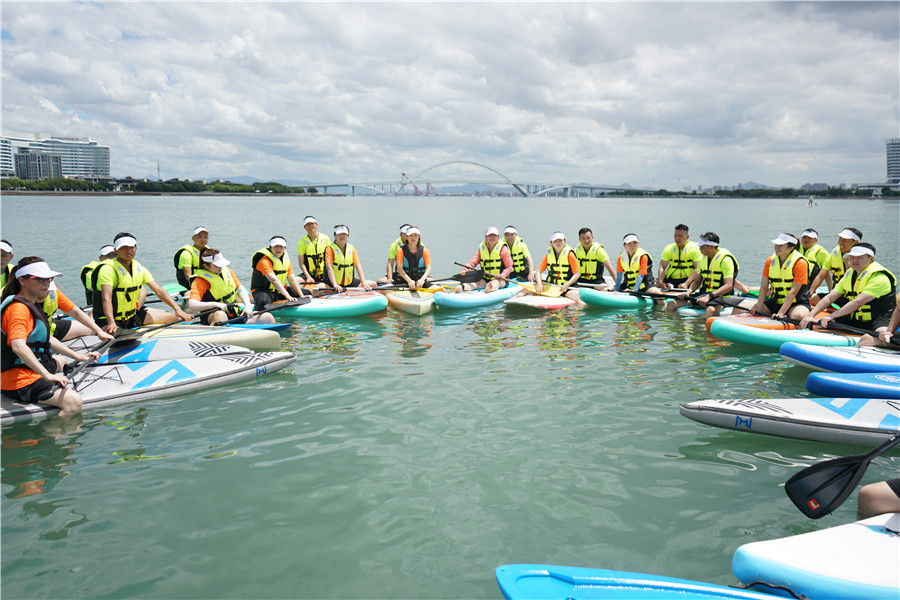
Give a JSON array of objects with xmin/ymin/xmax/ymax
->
[
  {"xmin": 806, "ymin": 498, "xmax": 820, "ymax": 511},
  {"xmin": 735, "ymin": 415, "xmax": 752, "ymax": 429}
]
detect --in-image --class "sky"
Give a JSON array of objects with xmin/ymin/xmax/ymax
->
[{"xmin": 2, "ymin": 1, "xmax": 898, "ymax": 190}]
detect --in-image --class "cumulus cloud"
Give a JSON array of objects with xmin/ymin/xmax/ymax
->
[{"xmin": 2, "ymin": 1, "xmax": 897, "ymax": 188}]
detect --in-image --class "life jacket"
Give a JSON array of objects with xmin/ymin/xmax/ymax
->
[
  {"xmin": 502, "ymin": 237, "xmax": 529, "ymax": 279},
  {"xmin": 575, "ymin": 243, "xmax": 607, "ymax": 282},
  {"xmin": 399, "ymin": 244, "xmax": 426, "ymax": 281},
  {"xmin": 766, "ymin": 250, "xmax": 810, "ymax": 305},
  {"xmin": 800, "ymin": 243, "xmax": 828, "ymax": 279},
  {"xmin": 91, "ymin": 259, "xmax": 147, "ymax": 324},
  {"xmin": 80, "ymin": 260, "xmax": 101, "ymax": 305},
  {"xmin": 329, "ymin": 242, "xmax": 356, "ymax": 286},
  {"xmin": 479, "ymin": 242, "xmax": 503, "ymax": 276},
  {"xmin": 545, "ymin": 244, "xmax": 575, "ymax": 285},
  {"xmin": 299, "ymin": 233, "xmax": 330, "ymax": 278},
  {"xmin": 827, "ymin": 245, "xmax": 848, "ymax": 282},
  {"xmin": 1, "ymin": 296, "xmax": 55, "ymax": 373},
  {"xmin": 1, "ymin": 263, "xmax": 12, "ymax": 290},
  {"xmin": 251, "ymin": 248, "xmax": 289, "ymax": 293},
  {"xmin": 698, "ymin": 248, "xmax": 739, "ymax": 295},
  {"xmin": 41, "ymin": 289, "xmax": 60, "ymax": 337},
  {"xmin": 173, "ymin": 244, "xmax": 201, "ymax": 289},
  {"xmin": 619, "ymin": 248, "xmax": 653, "ymax": 291},
  {"xmin": 662, "ymin": 241, "xmax": 699, "ymax": 281},
  {"xmin": 837, "ymin": 261, "xmax": 897, "ymax": 323},
  {"xmin": 193, "ymin": 268, "xmax": 242, "ymax": 318}
]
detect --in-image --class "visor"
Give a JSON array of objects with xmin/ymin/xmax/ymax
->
[
  {"xmin": 269, "ymin": 237, "xmax": 287, "ymax": 247},
  {"xmin": 202, "ymin": 252, "xmax": 230, "ymax": 268},
  {"xmin": 406, "ymin": 227, "xmax": 420, "ymax": 236},
  {"xmin": 697, "ymin": 237, "xmax": 718, "ymax": 247},
  {"xmin": 843, "ymin": 246, "xmax": 874, "ymax": 258},
  {"xmin": 771, "ymin": 233, "xmax": 798, "ymax": 245},
  {"xmin": 99, "ymin": 245, "xmax": 116, "ymax": 255},
  {"xmin": 837, "ymin": 228, "xmax": 861, "ymax": 241},
  {"xmin": 622, "ymin": 234, "xmax": 639, "ymax": 244},
  {"xmin": 0, "ymin": 241, "xmax": 11, "ymax": 253},
  {"xmin": 504, "ymin": 226, "xmax": 517, "ymax": 235},
  {"xmin": 15, "ymin": 261, "xmax": 63, "ymax": 280},
  {"xmin": 193, "ymin": 226, "xmax": 209, "ymax": 236},
  {"xmin": 399, "ymin": 224, "xmax": 411, "ymax": 234},
  {"xmin": 114, "ymin": 236, "xmax": 137, "ymax": 249},
  {"xmin": 484, "ymin": 227, "xmax": 500, "ymax": 236},
  {"xmin": 550, "ymin": 232, "xmax": 565, "ymax": 242},
  {"xmin": 333, "ymin": 225, "xmax": 350, "ymax": 235},
  {"xmin": 303, "ymin": 216, "xmax": 318, "ymax": 226},
  {"xmin": 800, "ymin": 229, "xmax": 818, "ymax": 239}
]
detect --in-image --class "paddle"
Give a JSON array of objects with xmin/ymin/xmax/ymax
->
[
  {"xmin": 222, "ymin": 298, "xmax": 310, "ymax": 324},
  {"xmin": 626, "ymin": 290, "xmax": 688, "ymax": 301},
  {"xmin": 774, "ymin": 315, "xmax": 896, "ymax": 342},
  {"xmin": 502, "ymin": 276, "xmax": 563, "ymax": 298},
  {"xmin": 785, "ymin": 433, "xmax": 900, "ymax": 519}
]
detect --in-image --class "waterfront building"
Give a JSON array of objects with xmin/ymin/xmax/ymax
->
[
  {"xmin": 1, "ymin": 133, "xmax": 110, "ymax": 180},
  {"xmin": 14, "ymin": 149, "xmax": 63, "ymax": 180},
  {"xmin": 887, "ymin": 138, "xmax": 900, "ymax": 184}
]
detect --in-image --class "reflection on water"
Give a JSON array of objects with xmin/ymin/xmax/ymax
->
[
  {"xmin": 288, "ymin": 318, "xmax": 386, "ymax": 359},
  {"xmin": 385, "ymin": 312, "xmax": 434, "ymax": 358}
]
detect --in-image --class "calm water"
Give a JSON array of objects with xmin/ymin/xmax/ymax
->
[{"xmin": 1, "ymin": 194, "xmax": 898, "ymax": 599}]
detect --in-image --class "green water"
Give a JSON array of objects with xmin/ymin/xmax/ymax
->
[{"xmin": 1, "ymin": 195, "xmax": 898, "ymax": 599}]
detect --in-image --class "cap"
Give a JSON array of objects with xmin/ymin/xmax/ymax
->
[
  {"xmin": 193, "ymin": 226, "xmax": 209, "ymax": 236},
  {"xmin": 406, "ymin": 227, "xmax": 420, "ymax": 236},
  {"xmin": 15, "ymin": 261, "xmax": 63, "ymax": 280},
  {"xmin": 837, "ymin": 228, "xmax": 861, "ymax": 241},
  {"xmin": 843, "ymin": 245, "xmax": 874, "ymax": 258},
  {"xmin": 269, "ymin": 236, "xmax": 287, "ymax": 247},
  {"xmin": 550, "ymin": 232, "xmax": 565, "ymax": 242},
  {"xmin": 504, "ymin": 226, "xmax": 517, "ymax": 235},
  {"xmin": 771, "ymin": 233, "xmax": 798, "ymax": 245},
  {"xmin": 0, "ymin": 241, "xmax": 11, "ymax": 253},
  {"xmin": 114, "ymin": 236, "xmax": 137, "ymax": 249},
  {"xmin": 202, "ymin": 252, "xmax": 230, "ymax": 268},
  {"xmin": 697, "ymin": 237, "xmax": 718, "ymax": 247},
  {"xmin": 622, "ymin": 234, "xmax": 639, "ymax": 244},
  {"xmin": 484, "ymin": 227, "xmax": 500, "ymax": 236},
  {"xmin": 800, "ymin": 229, "xmax": 818, "ymax": 239},
  {"xmin": 303, "ymin": 216, "xmax": 318, "ymax": 226},
  {"xmin": 99, "ymin": 245, "xmax": 116, "ymax": 255},
  {"xmin": 333, "ymin": 225, "xmax": 350, "ymax": 235}
]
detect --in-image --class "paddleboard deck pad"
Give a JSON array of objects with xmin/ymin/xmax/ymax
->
[
  {"xmin": 807, "ymin": 372, "xmax": 900, "ymax": 400},
  {"xmin": 385, "ymin": 290, "xmax": 436, "ymax": 315},
  {"xmin": 680, "ymin": 397, "xmax": 900, "ymax": 447},
  {"xmin": 496, "ymin": 564, "xmax": 776, "ymax": 599},
  {"xmin": 68, "ymin": 324, "xmax": 282, "ymax": 351},
  {"xmin": 504, "ymin": 295, "xmax": 576, "ymax": 310},
  {"xmin": 66, "ymin": 338, "xmax": 253, "ymax": 364},
  {"xmin": 732, "ymin": 513, "xmax": 900, "ymax": 600},
  {"xmin": 780, "ymin": 342, "xmax": 900, "ymax": 373}
]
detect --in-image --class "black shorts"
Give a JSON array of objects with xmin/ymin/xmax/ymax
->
[
  {"xmin": 887, "ymin": 478, "xmax": 900, "ymax": 499},
  {"xmin": 663, "ymin": 275, "xmax": 689, "ymax": 287},
  {"xmin": 95, "ymin": 306, "xmax": 149, "ymax": 329},
  {"xmin": 2, "ymin": 361, "xmax": 59, "ymax": 404},
  {"xmin": 252, "ymin": 288, "xmax": 309, "ymax": 309},
  {"xmin": 763, "ymin": 298, "xmax": 810, "ymax": 313},
  {"xmin": 834, "ymin": 314, "xmax": 891, "ymax": 332},
  {"xmin": 52, "ymin": 318, "xmax": 73, "ymax": 340}
]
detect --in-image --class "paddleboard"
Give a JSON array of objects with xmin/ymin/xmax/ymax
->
[
  {"xmin": 66, "ymin": 338, "xmax": 251, "ymax": 363},
  {"xmin": 780, "ymin": 343, "xmax": 900, "ymax": 373},
  {"xmin": 1, "ymin": 350, "xmax": 296, "ymax": 425},
  {"xmin": 258, "ymin": 291, "xmax": 387, "ymax": 318},
  {"xmin": 807, "ymin": 372, "xmax": 900, "ymax": 400},
  {"xmin": 495, "ymin": 565, "xmax": 775, "ymax": 600},
  {"xmin": 676, "ymin": 306, "xmax": 734, "ymax": 317},
  {"xmin": 70, "ymin": 325, "xmax": 282, "ymax": 351},
  {"xmin": 732, "ymin": 513, "xmax": 900, "ymax": 600},
  {"xmin": 433, "ymin": 283, "xmax": 520, "ymax": 309},
  {"xmin": 385, "ymin": 290, "xmax": 435, "ymax": 315},
  {"xmin": 705, "ymin": 313, "xmax": 796, "ymax": 331},
  {"xmin": 503, "ymin": 294, "xmax": 576, "ymax": 310},
  {"xmin": 580, "ymin": 288, "xmax": 653, "ymax": 308},
  {"xmin": 709, "ymin": 318, "xmax": 857, "ymax": 349},
  {"xmin": 680, "ymin": 397, "xmax": 900, "ymax": 447}
]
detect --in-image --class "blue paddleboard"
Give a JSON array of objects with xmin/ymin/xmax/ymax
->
[
  {"xmin": 806, "ymin": 371, "xmax": 900, "ymax": 399},
  {"xmin": 780, "ymin": 342, "xmax": 900, "ymax": 373}
]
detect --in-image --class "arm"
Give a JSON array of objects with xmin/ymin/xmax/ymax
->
[
  {"xmin": 146, "ymin": 281, "xmax": 191, "ymax": 321},
  {"xmin": 817, "ymin": 294, "xmax": 875, "ymax": 328},
  {"xmin": 100, "ymin": 284, "xmax": 117, "ymax": 334},
  {"xmin": 353, "ymin": 251, "xmax": 372, "ymax": 291},
  {"xmin": 498, "ymin": 247, "xmax": 513, "ymax": 280},
  {"xmin": 525, "ymin": 251, "xmax": 535, "ymax": 282},
  {"xmin": 62, "ymin": 306, "xmax": 113, "ymax": 340},
  {"xmin": 657, "ymin": 259, "xmax": 669, "ymax": 284},
  {"xmin": 297, "ymin": 254, "xmax": 315, "ymax": 283},
  {"xmin": 800, "ymin": 289, "xmax": 842, "ymax": 328},
  {"xmin": 749, "ymin": 275, "xmax": 769, "ymax": 314}
]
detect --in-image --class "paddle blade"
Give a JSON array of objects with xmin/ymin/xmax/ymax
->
[
  {"xmin": 452, "ymin": 269, "xmax": 484, "ymax": 283},
  {"xmin": 785, "ymin": 456, "xmax": 868, "ymax": 519}
]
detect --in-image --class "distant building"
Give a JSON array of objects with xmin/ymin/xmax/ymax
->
[
  {"xmin": 886, "ymin": 138, "xmax": 900, "ymax": 184},
  {"xmin": 1, "ymin": 133, "xmax": 110, "ymax": 179},
  {"xmin": 14, "ymin": 149, "xmax": 63, "ymax": 180}
]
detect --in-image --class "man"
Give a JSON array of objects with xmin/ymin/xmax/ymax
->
[
  {"xmin": 188, "ymin": 248, "xmax": 276, "ymax": 325},
  {"xmin": 657, "ymin": 224, "xmax": 701, "ymax": 289},
  {"xmin": 455, "ymin": 227, "xmax": 513, "ymax": 293},
  {"xmin": 799, "ymin": 229, "xmax": 831, "ymax": 303},
  {"xmin": 80, "ymin": 244, "xmax": 117, "ymax": 305},
  {"xmin": 809, "ymin": 227, "xmax": 862, "ymax": 296},
  {"xmin": 252, "ymin": 235, "xmax": 311, "ymax": 307},
  {"xmin": 93, "ymin": 233, "xmax": 192, "ymax": 335},
  {"xmin": 500, "ymin": 226, "xmax": 534, "ymax": 282},
  {"xmin": 297, "ymin": 216, "xmax": 331, "ymax": 284},
  {"xmin": 173, "ymin": 226, "xmax": 209, "ymax": 289},
  {"xmin": 665, "ymin": 232, "xmax": 738, "ymax": 317},
  {"xmin": 379, "ymin": 224, "xmax": 411, "ymax": 284},
  {"xmin": 799, "ymin": 243, "xmax": 896, "ymax": 341},
  {"xmin": 574, "ymin": 227, "xmax": 614, "ymax": 288},
  {"xmin": 0, "ymin": 240, "xmax": 13, "ymax": 290},
  {"xmin": 324, "ymin": 224, "xmax": 376, "ymax": 292}
]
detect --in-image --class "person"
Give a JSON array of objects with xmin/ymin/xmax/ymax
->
[
  {"xmin": 1, "ymin": 240, "xmax": 13, "ymax": 289},
  {"xmin": 574, "ymin": 228, "xmax": 614, "ymax": 289},
  {"xmin": 379, "ymin": 224, "xmax": 411, "ymax": 284},
  {"xmin": 809, "ymin": 227, "xmax": 862, "ymax": 296},
  {"xmin": 92, "ymin": 232, "xmax": 192, "ymax": 335},
  {"xmin": 657, "ymin": 224, "xmax": 701, "ymax": 289},
  {"xmin": 80, "ymin": 244, "xmax": 117, "ymax": 305},
  {"xmin": 857, "ymin": 479, "xmax": 900, "ymax": 518},
  {"xmin": 614, "ymin": 234, "xmax": 661, "ymax": 294},
  {"xmin": 187, "ymin": 248, "xmax": 275, "ymax": 325},
  {"xmin": 533, "ymin": 232, "xmax": 582, "ymax": 304},
  {"xmin": 743, "ymin": 233, "xmax": 811, "ymax": 320},
  {"xmin": 866, "ymin": 294, "xmax": 900, "ymax": 347},
  {"xmin": 666, "ymin": 232, "xmax": 739, "ymax": 317},
  {"xmin": 2, "ymin": 257, "xmax": 100, "ymax": 417},
  {"xmin": 393, "ymin": 226, "xmax": 433, "ymax": 289},
  {"xmin": 501, "ymin": 226, "xmax": 534, "ymax": 282},
  {"xmin": 173, "ymin": 226, "xmax": 209, "ymax": 289},
  {"xmin": 324, "ymin": 224, "xmax": 376, "ymax": 292},
  {"xmin": 251, "ymin": 235, "xmax": 311, "ymax": 308},
  {"xmin": 42, "ymin": 282, "xmax": 114, "ymax": 342},
  {"xmin": 455, "ymin": 227, "xmax": 513, "ymax": 293},
  {"xmin": 799, "ymin": 229, "xmax": 831, "ymax": 303},
  {"xmin": 799, "ymin": 243, "xmax": 896, "ymax": 342},
  {"xmin": 297, "ymin": 216, "xmax": 331, "ymax": 284}
]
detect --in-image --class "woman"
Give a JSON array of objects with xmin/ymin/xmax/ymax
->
[
  {"xmin": 251, "ymin": 235, "xmax": 311, "ymax": 307},
  {"xmin": 1, "ymin": 257, "xmax": 99, "ymax": 417},
  {"xmin": 188, "ymin": 248, "xmax": 275, "ymax": 325},
  {"xmin": 394, "ymin": 226, "xmax": 433, "ymax": 290},
  {"xmin": 614, "ymin": 234, "xmax": 661, "ymax": 294},
  {"xmin": 747, "ymin": 233, "xmax": 811, "ymax": 320},
  {"xmin": 534, "ymin": 232, "xmax": 582, "ymax": 304},
  {"xmin": 325, "ymin": 225, "xmax": 376, "ymax": 293}
]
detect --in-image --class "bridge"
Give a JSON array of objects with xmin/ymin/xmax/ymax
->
[{"xmin": 307, "ymin": 160, "xmax": 658, "ymax": 197}]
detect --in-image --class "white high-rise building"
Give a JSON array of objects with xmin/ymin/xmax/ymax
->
[
  {"xmin": 1, "ymin": 133, "xmax": 110, "ymax": 179},
  {"xmin": 887, "ymin": 138, "xmax": 900, "ymax": 184}
]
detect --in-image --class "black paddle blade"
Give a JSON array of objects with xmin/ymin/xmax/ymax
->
[
  {"xmin": 452, "ymin": 269, "xmax": 484, "ymax": 283},
  {"xmin": 785, "ymin": 456, "xmax": 868, "ymax": 519}
]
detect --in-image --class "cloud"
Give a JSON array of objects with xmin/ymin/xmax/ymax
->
[{"xmin": 2, "ymin": 1, "xmax": 897, "ymax": 188}]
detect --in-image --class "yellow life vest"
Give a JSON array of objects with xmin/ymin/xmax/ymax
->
[
  {"xmin": 575, "ymin": 243, "xmax": 607, "ymax": 282},
  {"xmin": 767, "ymin": 250, "xmax": 810, "ymax": 305},
  {"xmin": 619, "ymin": 248, "xmax": 653, "ymax": 291},
  {"xmin": 661, "ymin": 241, "xmax": 699, "ymax": 281},
  {"xmin": 502, "ymin": 237, "xmax": 529, "ymax": 278},
  {"xmin": 330, "ymin": 242, "xmax": 356, "ymax": 286},
  {"xmin": 545, "ymin": 244, "xmax": 575, "ymax": 285},
  {"xmin": 173, "ymin": 244, "xmax": 201, "ymax": 289},
  {"xmin": 251, "ymin": 248, "xmax": 290, "ymax": 293},
  {"xmin": 827, "ymin": 245, "xmax": 847, "ymax": 281},
  {"xmin": 698, "ymin": 248, "xmax": 739, "ymax": 294},
  {"xmin": 91, "ymin": 259, "xmax": 147, "ymax": 323},
  {"xmin": 479, "ymin": 242, "xmax": 503, "ymax": 276},
  {"xmin": 194, "ymin": 268, "xmax": 241, "ymax": 306},
  {"xmin": 298, "ymin": 233, "xmax": 330, "ymax": 277},
  {"xmin": 41, "ymin": 289, "xmax": 60, "ymax": 337},
  {"xmin": 839, "ymin": 261, "xmax": 897, "ymax": 323},
  {"xmin": 1, "ymin": 263, "xmax": 13, "ymax": 290}
]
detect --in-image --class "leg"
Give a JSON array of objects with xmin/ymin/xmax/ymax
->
[
  {"xmin": 565, "ymin": 289, "xmax": 583, "ymax": 306},
  {"xmin": 145, "ymin": 307, "xmax": 181, "ymax": 325},
  {"xmin": 43, "ymin": 387, "xmax": 84, "ymax": 417},
  {"xmin": 857, "ymin": 480, "xmax": 900, "ymax": 518}
]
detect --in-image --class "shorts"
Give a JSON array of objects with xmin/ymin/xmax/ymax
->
[
  {"xmin": 663, "ymin": 275, "xmax": 689, "ymax": 286},
  {"xmin": 252, "ymin": 288, "xmax": 308, "ymax": 309},
  {"xmin": 2, "ymin": 361, "xmax": 59, "ymax": 404},
  {"xmin": 52, "ymin": 318, "xmax": 73, "ymax": 340},
  {"xmin": 95, "ymin": 306, "xmax": 149, "ymax": 330},
  {"xmin": 763, "ymin": 298, "xmax": 810, "ymax": 314},
  {"xmin": 887, "ymin": 478, "xmax": 900, "ymax": 499},
  {"xmin": 834, "ymin": 314, "xmax": 891, "ymax": 332}
]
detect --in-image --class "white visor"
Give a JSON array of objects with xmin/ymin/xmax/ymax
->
[
  {"xmin": 504, "ymin": 226, "xmax": 517, "ymax": 235},
  {"xmin": 843, "ymin": 245, "xmax": 874, "ymax": 258},
  {"xmin": 16, "ymin": 261, "xmax": 63, "ymax": 279},
  {"xmin": 837, "ymin": 228, "xmax": 861, "ymax": 241},
  {"xmin": 771, "ymin": 233, "xmax": 798, "ymax": 245},
  {"xmin": 303, "ymin": 217, "xmax": 318, "ymax": 226},
  {"xmin": 269, "ymin": 237, "xmax": 287, "ymax": 247},
  {"xmin": 399, "ymin": 225, "xmax": 410, "ymax": 234},
  {"xmin": 202, "ymin": 252, "xmax": 230, "ymax": 268},
  {"xmin": 697, "ymin": 237, "xmax": 718, "ymax": 247},
  {"xmin": 333, "ymin": 225, "xmax": 350, "ymax": 235},
  {"xmin": 99, "ymin": 245, "xmax": 116, "ymax": 255},
  {"xmin": 550, "ymin": 232, "xmax": 565, "ymax": 242},
  {"xmin": 800, "ymin": 229, "xmax": 818, "ymax": 239},
  {"xmin": 406, "ymin": 227, "xmax": 420, "ymax": 236},
  {"xmin": 622, "ymin": 234, "xmax": 639, "ymax": 244},
  {"xmin": 193, "ymin": 226, "xmax": 208, "ymax": 236},
  {"xmin": 485, "ymin": 227, "xmax": 500, "ymax": 236},
  {"xmin": 0, "ymin": 241, "xmax": 11, "ymax": 253},
  {"xmin": 114, "ymin": 236, "xmax": 137, "ymax": 249}
]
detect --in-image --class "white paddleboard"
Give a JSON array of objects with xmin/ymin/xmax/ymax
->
[
  {"xmin": 504, "ymin": 295, "xmax": 576, "ymax": 310},
  {"xmin": 66, "ymin": 338, "xmax": 252, "ymax": 363}
]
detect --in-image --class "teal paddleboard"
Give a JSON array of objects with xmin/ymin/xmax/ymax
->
[{"xmin": 709, "ymin": 318, "xmax": 856, "ymax": 349}]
